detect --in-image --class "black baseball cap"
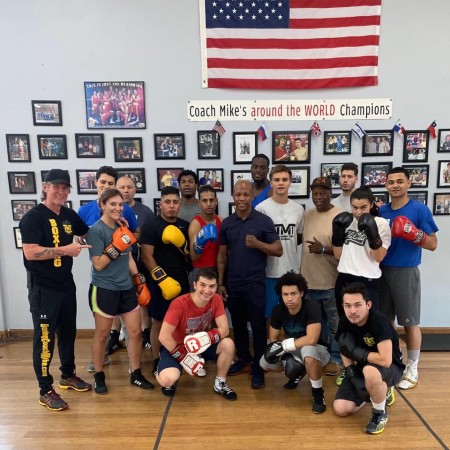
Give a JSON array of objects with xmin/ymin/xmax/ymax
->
[
  {"xmin": 310, "ymin": 176, "xmax": 332, "ymax": 190},
  {"xmin": 44, "ymin": 169, "xmax": 71, "ymax": 187}
]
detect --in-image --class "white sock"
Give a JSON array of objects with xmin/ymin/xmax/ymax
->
[
  {"xmin": 371, "ymin": 399, "xmax": 386, "ymax": 412},
  {"xmin": 310, "ymin": 379, "xmax": 323, "ymax": 389},
  {"xmin": 215, "ymin": 376, "xmax": 226, "ymax": 389}
]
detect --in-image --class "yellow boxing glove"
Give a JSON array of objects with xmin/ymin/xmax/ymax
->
[
  {"xmin": 162, "ymin": 225, "xmax": 189, "ymax": 255},
  {"xmin": 151, "ymin": 266, "xmax": 181, "ymax": 300}
]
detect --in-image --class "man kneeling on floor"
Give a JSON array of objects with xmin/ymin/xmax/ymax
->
[
  {"xmin": 333, "ymin": 282, "xmax": 404, "ymax": 434},
  {"xmin": 259, "ymin": 271, "xmax": 329, "ymax": 414},
  {"xmin": 156, "ymin": 267, "xmax": 237, "ymax": 400}
]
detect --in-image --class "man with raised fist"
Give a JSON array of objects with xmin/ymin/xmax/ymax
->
[
  {"xmin": 156, "ymin": 268, "xmax": 237, "ymax": 400},
  {"xmin": 380, "ymin": 167, "xmax": 438, "ymax": 390}
]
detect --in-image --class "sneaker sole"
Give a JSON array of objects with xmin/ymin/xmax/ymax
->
[
  {"xmin": 365, "ymin": 425, "xmax": 386, "ymax": 435},
  {"xmin": 39, "ymin": 399, "xmax": 68, "ymax": 411},
  {"xmin": 94, "ymin": 389, "xmax": 108, "ymax": 395},
  {"xmin": 398, "ymin": 379, "xmax": 418, "ymax": 390},
  {"xmin": 58, "ymin": 384, "xmax": 92, "ymax": 392}
]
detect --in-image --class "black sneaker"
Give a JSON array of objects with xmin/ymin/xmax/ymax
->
[
  {"xmin": 39, "ymin": 388, "xmax": 68, "ymax": 411},
  {"xmin": 214, "ymin": 381, "xmax": 237, "ymax": 401},
  {"xmin": 94, "ymin": 371, "xmax": 108, "ymax": 395},
  {"xmin": 130, "ymin": 369, "xmax": 155, "ymax": 390},
  {"xmin": 107, "ymin": 330, "xmax": 120, "ymax": 355},
  {"xmin": 227, "ymin": 360, "xmax": 251, "ymax": 376},
  {"xmin": 59, "ymin": 375, "xmax": 92, "ymax": 392},
  {"xmin": 251, "ymin": 367, "xmax": 265, "ymax": 389},
  {"xmin": 284, "ymin": 377, "xmax": 300, "ymax": 390},
  {"xmin": 161, "ymin": 385, "xmax": 176, "ymax": 397},
  {"xmin": 312, "ymin": 387, "xmax": 326, "ymax": 414},
  {"xmin": 152, "ymin": 358, "xmax": 160, "ymax": 377},
  {"xmin": 142, "ymin": 328, "xmax": 151, "ymax": 350},
  {"xmin": 364, "ymin": 409, "xmax": 388, "ymax": 434}
]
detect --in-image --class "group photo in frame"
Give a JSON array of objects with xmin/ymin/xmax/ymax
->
[
  {"xmin": 437, "ymin": 160, "xmax": 450, "ymax": 187},
  {"xmin": 8, "ymin": 171, "xmax": 36, "ymax": 194},
  {"xmin": 157, "ymin": 168, "xmax": 183, "ymax": 190},
  {"xmin": 76, "ymin": 170, "xmax": 97, "ymax": 194},
  {"xmin": 323, "ymin": 131, "xmax": 351, "ymax": 155},
  {"xmin": 117, "ymin": 168, "xmax": 146, "ymax": 193},
  {"xmin": 272, "ymin": 131, "xmax": 311, "ymax": 163},
  {"xmin": 13, "ymin": 227, "xmax": 23, "ymax": 249},
  {"xmin": 288, "ymin": 166, "xmax": 310, "ymax": 198},
  {"xmin": 362, "ymin": 130, "xmax": 394, "ymax": 156},
  {"xmin": 233, "ymin": 132, "xmax": 258, "ymax": 164},
  {"xmin": 433, "ymin": 193, "xmax": 450, "ymax": 215},
  {"xmin": 230, "ymin": 170, "xmax": 253, "ymax": 188},
  {"xmin": 402, "ymin": 164, "xmax": 429, "ymax": 188},
  {"xmin": 154, "ymin": 134, "xmax": 185, "ymax": 160},
  {"xmin": 320, "ymin": 163, "xmax": 345, "ymax": 188},
  {"xmin": 114, "ymin": 137, "xmax": 143, "ymax": 162},
  {"xmin": 31, "ymin": 100, "xmax": 62, "ymax": 126},
  {"xmin": 372, "ymin": 191, "xmax": 389, "ymax": 207},
  {"xmin": 6, "ymin": 134, "xmax": 31, "ymax": 162},
  {"xmin": 197, "ymin": 169, "xmax": 224, "ymax": 191},
  {"xmin": 408, "ymin": 191, "xmax": 428, "ymax": 205},
  {"xmin": 198, "ymin": 130, "xmax": 220, "ymax": 159},
  {"xmin": 75, "ymin": 133, "xmax": 105, "ymax": 158},
  {"xmin": 403, "ymin": 130, "xmax": 429, "ymax": 162},
  {"xmin": 361, "ymin": 162, "xmax": 392, "ymax": 187},
  {"xmin": 84, "ymin": 81, "xmax": 146, "ymax": 129},
  {"xmin": 11, "ymin": 199, "xmax": 37, "ymax": 221},
  {"xmin": 37, "ymin": 135, "xmax": 67, "ymax": 159},
  {"xmin": 438, "ymin": 129, "xmax": 450, "ymax": 152}
]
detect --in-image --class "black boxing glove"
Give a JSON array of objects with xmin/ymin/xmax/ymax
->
[
  {"xmin": 332, "ymin": 212, "xmax": 353, "ymax": 247},
  {"xmin": 358, "ymin": 213, "xmax": 382, "ymax": 250}
]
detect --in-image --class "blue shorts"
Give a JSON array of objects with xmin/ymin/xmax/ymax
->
[{"xmin": 265, "ymin": 277, "xmax": 280, "ymax": 319}]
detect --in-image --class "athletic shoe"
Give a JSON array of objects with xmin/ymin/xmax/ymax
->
[
  {"xmin": 107, "ymin": 330, "xmax": 120, "ymax": 355},
  {"xmin": 398, "ymin": 363, "xmax": 418, "ymax": 390},
  {"xmin": 364, "ymin": 409, "xmax": 388, "ymax": 434},
  {"xmin": 152, "ymin": 358, "xmax": 160, "ymax": 377},
  {"xmin": 227, "ymin": 360, "xmax": 251, "ymax": 376},
  {"xmin": 197, "ymin": 367, "xmax": 207, "ymax": 377},
  {"xmin": 87, "ymin": 355, "xmax": 110, "ymax": 373},
  {"xmin": 284, "ymin": 377, "xmax": 301, "ymax": 390},
  {"xmin": 94, "ymin": 371, "xmax": 108, "ymax": 395},
  {"xmin": 39, "ymin": 388, "xmax": 68, "ymax": 411},
  {"xmin": 161, "ymin": 385, "xmax": 176, "ymax": 397},
  {"xmin": 336, "ymin": 367, "xmax": 346, "ymax": 386},
  {"xmin": 251, "ymin": 366, "xmax": 265, "ymax": 389},
  {"xmin": 59, "ymin": 375, "xmax": 92, "ymax": 392},
  {"xmin": 386, "ymin": 386, "xmax": 395, "ymax": 407},
  {"xmin": 130, "ymin": 369, "xmax": 155, "ymax": 390},
  {"xmin": 142, "ymin": 328, "xmax": 151, "ymax": 350},
  {"xmin": 324, "ymin": 361, "xmax": 341, "ymax": 376},
  {"xmin": 214, "ymin": 381, "xmax": 237, "ymax": 401},
  {"xmin": 312, "ymin": 387, "xmax": 326, "ymax": 414}
]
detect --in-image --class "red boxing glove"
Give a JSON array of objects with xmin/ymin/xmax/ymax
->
[
  {"xmin": 133, "ymin": 273, "xmax": 150, "ymax": 307},
  {"xmin": 104, "ymin": 227, "xmax": 137, "ymax": 260},
  {"xmin": 170, "ymin": 344, "xmax": 205, "ymax": 376},
  {"xmin": 391, "ymin": 215, "xmax": 427, "ymax": 245}
]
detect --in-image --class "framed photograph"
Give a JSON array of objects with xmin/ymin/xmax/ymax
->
[
  {"xmin": 403, "ymin": 131, "xmax": 429, "ymax": 162},
  {"xmin": 362, "ymin": 130, "xmax": 394, "ymax": 156},
  {"xmin": 198, "ymin": 130, "xmax": 220, "ymax": 159},
  {"xmin": 6, "ymin": 134, "xmax": 31, "ymax": 162},
  {"xmin": 402, "ymin": 164, "xmax": 429, "ymax": 188},
  {"xmin": 433, "ymin": 193, "xmax": 450, "ymax": 215},
  {"xmin": 65, "ymin": 200, "xmax": 73, "ymax": 209},
  {"xmin": 113, "ymin": 137, "xmax": 143, "ymax": 162},
  {"xmin": 197, "ymin": 169, "xmax": 224, "ymax": 192},
  {"xmin": 320, "ymin": 163, "xmax": 345, "ymax": 189},
  {"xmin": 323, "ymin": 131, "xmax": 351, "ymax": 155},
  {"xmin": 75, "ymin": 134, "xmax": 105, "ymax": 158},
  {"xmin": 230, "ymin": 170, "xmax": 253, "ymax": 188},
  {"xmin": 153, "ymin": 198, "xmax": 161, "ymax": 216},
  {"xmin": 76, "ymin": 170, "xmax": 98, "ymax": 195},
  {"xmin": 289, "ymin": 166, "xmax": 310, "ymax": 198},
  {"xmin": 154, "ymin": 134, "xmax": 185, "ymax": 160},
  {"xmin": 438, "ymin": 129, "xmax": 450, "ymax": 153},
  {"xmin": 116, "ymin": 168, "xmax": 146, "ymax": 193},
  {"xmin": 156, "ymin": 168, "xmax": 182, "ymax": 191},
  {"xmin": 372, "ymin": 191, "xmax": 389, "ymax": 208},
  {"xmin": 13, "ymin": 227, "xmax": 23, "ymax": 249},
  {"xmin": 361, "ymin": 162, "xmax": 392, "ymax": 187},
  {"xmin": 408, "ymin": 191, "xmax": 428, "ymax": 205},
  {"xmin": 437, "ymin": 160, "xmax": 450, "ymax": 188},
  {"xmin": 233, "ymin": 132, "xmax": 258, "ymax": 164},
  {"xmin": 31, "ymin": 100, "xmax": 62, "ymax": 126},
  {"xmin": 11, "ymin": 199, "xmax": 37, "ymax": 220},
  {"xmin": 37, "ymin": 135, "xmax": 67, "ymax": 159},
  {"xmin": 8, "ymin": 172, "xmax": 36, "ymax": 194},
  {"xmin": 40, "ymin": 170, "xmax": 50, "ymax": 182},
  {"xmin": 84, "ymin": 81, "xmax": 146, "ymax": 129},
  {"xmin": 228, "ymin": 202, "xmax": 236, "ymax": 216},
  {"xmin": 272, "ymin": 131, "xmax": 311, "ymax": 163}
]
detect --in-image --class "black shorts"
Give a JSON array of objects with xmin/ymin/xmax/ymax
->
[{"xmin": 89, "ymin": 284, "xmax": 138, "ymax": 318}]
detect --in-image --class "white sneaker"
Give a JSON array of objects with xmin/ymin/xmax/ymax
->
[
  {"xmin": 398, "ymin": 362, "xmax": 418, "ymax": 390},
  {"xmin": 197, "ymin": 367, "xmax": 207, "ymax": 377}
]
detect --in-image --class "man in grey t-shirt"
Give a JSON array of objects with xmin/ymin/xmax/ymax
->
[{"xmin": 332, "ymin": 163, "xmax": 359, "ymax": 213}]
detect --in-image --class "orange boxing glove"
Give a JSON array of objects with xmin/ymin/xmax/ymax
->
[
  {"xmin": 133, "ymin": 273, "xmax": 150, "ymax": 307},
  {"xmin": 104, "ymin": 227, "xmax": 137, "ymax": 260},
  {"xmin": 391, "ymin": 216, "xmax": 427, "ymax": 246}
]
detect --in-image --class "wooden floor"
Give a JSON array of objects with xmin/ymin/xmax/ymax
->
[{"xmin": 1, "ymin": 337, "xmax": 449, "ymax": 450}]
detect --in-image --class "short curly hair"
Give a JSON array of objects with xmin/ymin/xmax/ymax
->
[{"xmin": 275, "ymin": 271, "xmax": 308, "ymax": 297}]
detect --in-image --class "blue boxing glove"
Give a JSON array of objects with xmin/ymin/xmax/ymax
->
[{"xmin": 193, "ymin": 223, "xmax": 218, "ymax": 255}]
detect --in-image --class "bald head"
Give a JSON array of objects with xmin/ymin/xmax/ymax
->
[
  {"xmin": 116, "ymin": 176, "xmax": 136, "ymax": 205},
  {"xmin": 233, "ymin": 179, "xmax": 252, "ymax": 194}
]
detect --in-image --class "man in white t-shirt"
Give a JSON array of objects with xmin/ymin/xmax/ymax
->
[{"xmin": 332, "ymin": 163, "xmax": 359, "ymax": 213}]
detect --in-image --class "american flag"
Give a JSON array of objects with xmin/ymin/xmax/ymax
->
[
  {"xmin": 200, "ymin": 0, "xmax": 382, "ymax": 90},
  {"xmin": 213, "ymin": 119, "xmax": 226, "ymax": 136}
]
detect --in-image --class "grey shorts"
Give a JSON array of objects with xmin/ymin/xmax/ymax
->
[{"xmin": 380, "ymin": 266, "xmax": 421, "ymax": 326}]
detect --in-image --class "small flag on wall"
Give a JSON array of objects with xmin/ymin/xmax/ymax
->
[
  {"xmin": 311, "ymin": 121, "xmax": 322, "ymax": 136},
  {"xmin": 257, "ymin": 123, "xmax": 268, "ymax": 141},
  {"xmin": 392, "ymin": 120, "xmax": 405, "ymax": 136},
  {"xmin": 428, "ymin": 121, "xmax": 437, "ymax": 139},
  {"xmin": 213, "ymin": 119, "xmax": 226, "ymax": 136},
  {"xmin": 351, "ymin": 122, "xmax": 366, "ymax": 139}
]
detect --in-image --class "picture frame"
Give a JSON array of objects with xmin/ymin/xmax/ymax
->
[
  {"xmin": 403, "ymin": 130, "xmax": 429, "ymax": 162},
  {"xmin": 362, "ymin": 130, "xmax": 394, "ymax": 156},
  {"xmin": 233, "ymin": 132, "xmax": 258, "ymax": 164},
  {"xmin": 433, "ymin": 193, "xmax": 450, "ymax": 215},
  {"xmin": 402, "ymin": 164, "xmax": 429, "ymax": 188},
  {"xmin": 116, "ymin": 168, "xmax": 146, "ymax": 193},
  {"xmin": 288, "ymin": 166, "xmax": 310, "ymax": 198},
  {"xmin": 372, "ymin": 191, "xmax": 389, "ymax": 207},
  {"xmin": 154, "ymin": 134, "xmax": 185, "ymax": 160},
  {"xmin": 198, "ymin": 130, "xmax": 220, "ymax": 159},
  {"xmin": 31, "ymin": 100, "xmax": 62, "ymax": 126},
  {"xmin": 361, "ymin": 162, "xmax": 393, "ymax": 187},
  {"xmin": 408, "ymin": 191, "xmax": 428, "ymax": 205},
  {"xmin": 37, "ymin": 135, "xmax": 67, "ymax": 159},
  {"xmin": 6, "ymin": 134, "xmax": 31, "ymax": 162},
  {"xmin": 320, "ymin": 163, "xmax": 345, "ymax": 189},
  {"xmin": 113, "ymin": 137, "xmax": 143, "ymax": 162},
  {"xmin": 157, "ymin": 168, "xmax": 183, "ymax": 191},
  {"xmin": 230, "ymin": 170, "xmax": 253, "ymax": 188},
  {"xmin": 65, "ymin": 200, "xmax": 73, "ymax": 209},
  {"xmin": 228, "ymin": 202, "xmax": 236, "ymax": 216},
  {"xmin": 76, "ymin": 170, "xmax": 98, "ymax": 195},
  {"xmin": 323, "ymin": 131, "xmax": 351, "ymax": 155},
  {"xmin": 438, "ymin": 129, "xmax": 450, "ymax": 153},
  {"xmin": 437, "ymin": 160, "xmax": 450, "ymax": 188},
  {"xmin": 11, "ymin": 199, "xmax": 37, "ymax": 220},
  {"xmin": 75, "ymin": 134, "xmax": 105, "ymax": 158},
  {"xmin": 153, "ymin": 198, "xmax": 161, "ymax": 216},
  {"xmin": 272, "ymin": 131, "xmax": 311, "ymax": 163},
  {"xmin": 197, "ymin": 169, "xmax": 224, "ymax": 192},
  {"xmin": 8, "ymin": 172, "xmax": 36, "ymax": 194},
  {"xmin": 13, "ymin": 227, "xmax": 23, "ymax": 249},
  {"xmin": 84, "ymin": 81, "xmax": 146, "ymax": 129},
  {"xmin": 40, "ymin": 170, "xmax": 50, "ymax": 182}
]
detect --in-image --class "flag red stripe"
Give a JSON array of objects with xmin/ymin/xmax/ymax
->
[
  {"xmin": 292, "ymin": 0, "xmax": 381, "ymax": 7},
  {"xmin": 290, "ymin": 16, "xmax": 380, "ymax": 29}
]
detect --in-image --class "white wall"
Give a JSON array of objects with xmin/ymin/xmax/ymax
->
[{"xmin": 0, "ymin": 0, "xmax": 448, "ymax": 331}]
